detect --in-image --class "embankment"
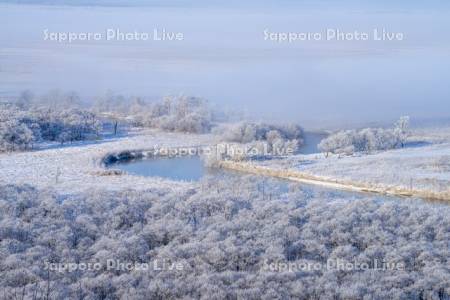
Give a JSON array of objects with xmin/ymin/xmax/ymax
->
[{"xmin": 218, "ymin": 161, "xmax": 450, "ymax": 202}]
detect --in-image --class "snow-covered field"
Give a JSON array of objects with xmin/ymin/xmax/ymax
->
[
  {"xmin": 0, "ymin": 129, "xmax": 214, "ymax": 193},
  {"xmin": 224, "ymin": 128, "xmax": 450, "ymax": 201},
  {"xmin": 1, "ymin": 127, "xmax": 449, "ymax": 201},
  {"xmin": 299, "ymin": 143, "xmax": 450, "ymax": 193}
]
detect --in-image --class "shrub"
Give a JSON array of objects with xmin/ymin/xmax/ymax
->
[
  {"xmin": 212, "ymin": 122, "xmax": 303, "ymax": 160},
  {"xmin": 318, "ymin": 117, "xmax": 410, "ymax": 156},
  {"xmin": 0, "ymin": 103, "xmax": 102, "ymax": 152}
]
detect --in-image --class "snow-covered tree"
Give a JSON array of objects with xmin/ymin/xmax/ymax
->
[
  {"xmin": 394, "ymin": 116, "xmax": 410, "ymax": 148},
  {"xmin": 0, "ymin": 101, "xmax": 102, "ymax": 152},
  {"xmin": 0, "ymin": 120, "xmax": 35, "ymax": 152},
  {"xmin": 319, "ymin": 117, "xmax": 412, "ymax": 157},
  {"xmin": 0, "ymin": 179, "xmax": 448, "ymax": 299},
  {"xmin": 214, "ymin": 122, "xmax": 303, "ymax": 159}
]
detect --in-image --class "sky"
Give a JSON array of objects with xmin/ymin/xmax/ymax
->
[{"xmin": 1, "ymin": 1, "xmax": 450, "ymax": 128}]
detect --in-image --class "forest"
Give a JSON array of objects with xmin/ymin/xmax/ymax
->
[{"xmin": 0, "ymin": 177, "xmax": 448, "ymax": 299}]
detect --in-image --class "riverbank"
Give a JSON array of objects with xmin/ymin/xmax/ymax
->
[
  {"xmin": 1, "ymin": 128, "xmax": 448, "ymax": 201},
  {"xmin": 218, "ymin": 158, "xmax": 450, "ymax": 202},
  {"xmin": 224, "ymin": 129, "xmax": 450, "ymax": 201}
]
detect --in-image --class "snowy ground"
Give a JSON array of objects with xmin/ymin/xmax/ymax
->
[
  {"xmin": 249, "ymin": 135, "xmax": 450, "ymax": 201},
  {"xmin": 1, "ymin": 127, "xmax": 448, "ymax": 201},
  {"xmin": 0, "ymin": 129, "xmax": 214, "ymax": 194}
]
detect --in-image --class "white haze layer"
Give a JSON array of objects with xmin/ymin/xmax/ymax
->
[{"xmin": 1, "ymin": 1, "xmax": 450, "ymax": 128}]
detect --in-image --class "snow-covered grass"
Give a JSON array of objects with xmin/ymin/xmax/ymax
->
[
  {"xmin": 223, "ymin": 127, "xmax": 450, "ymax": 201},
  {"xmin": 0, "ymin": 129, "xmax": 214, "ymax": 193},
  {"xmin": 317, "ymin": 143, "xmax": 448, "ymax": 190},
  {"xmin": 1, "ymin": 126, "xmax": 449, "ymax": 201}
]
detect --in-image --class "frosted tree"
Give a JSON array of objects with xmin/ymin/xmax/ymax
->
[
  {"xmin": 0, "ymin": 105, "xmax": 34, "ymax": 151},
  {"xmin": 0, "ymin": 121, "xmax": 34, "ymax": 151},
  {"xmin": 319, "ymin": 117, "xmax": 411, "ymax": 157},
  {"xmin": 0, "ymin": 180, "xmax": 448, "ymax": 299},
  {"xmin": 215, "ymin": 122, "xmax": 303, "ymax": 159},
  {"xmin": 394, "ymin": 116, "xmax": 410, "ymax": 148},
  {"xmin": 0, "ymin": 101, "xmax": 102, "ymax": 151}
]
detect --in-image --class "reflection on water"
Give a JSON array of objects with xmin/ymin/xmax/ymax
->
[
  {"xmin": 107, "ymin": 155, "xmax": 351, "ymax": 197},
  {"xmin": 107, "ymin": 154, "xmax": 434, "ymax": 204},
  {"xmin": 109, "ymin": 155, "xmax": 208, "ymax": 181},
  {"xmin": 107, "ymin": 132, "xmax": 327, "ymax": 181}
]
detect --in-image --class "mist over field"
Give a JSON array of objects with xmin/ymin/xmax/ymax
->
[{"xmin": 1, "ymin": 0, "xmax": 450, "ymax": 128}]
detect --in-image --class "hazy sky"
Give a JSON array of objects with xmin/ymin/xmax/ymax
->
[{"xmin": 1, "ymin": 1, "xmax": 449, "ymax": 128}]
